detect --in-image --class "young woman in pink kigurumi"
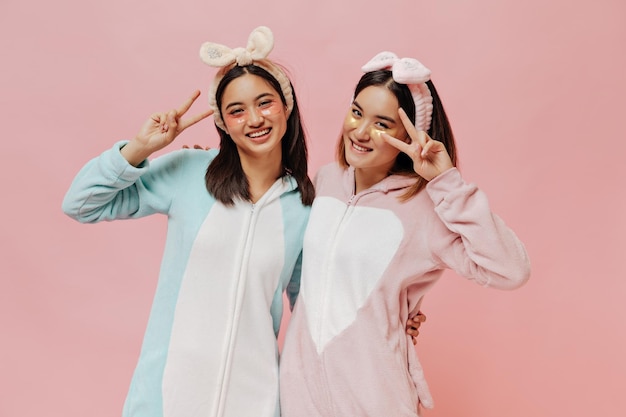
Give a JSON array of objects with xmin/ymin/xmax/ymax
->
[{"xmin": 278, "ymin": 52, "xmax": 531, "ymax": 416}]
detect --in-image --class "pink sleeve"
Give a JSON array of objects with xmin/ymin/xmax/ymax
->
[{"xmin": 426, "ymin": 168, "xmax": 531, "ymax": 290}]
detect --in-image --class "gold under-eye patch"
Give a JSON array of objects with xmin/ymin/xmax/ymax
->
[
  {"xmin": 345, "ymin": 114, "xmax": 359, "ymax": 129},
  {"xmin": 370, "ymin": 129, "xmax": 384, "ymax": 140},
  {"xmin": 346, "ymin": 114, "xmax": 385, "ymax": 140}
]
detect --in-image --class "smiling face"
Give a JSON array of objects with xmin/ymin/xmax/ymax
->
[
  {"xmin": 342, "ymin": 85, "xmax": 409, "ymax": 185},
  {"xmin": 220, "ymin": 73, "xmax": 288, "ymax": 163}
]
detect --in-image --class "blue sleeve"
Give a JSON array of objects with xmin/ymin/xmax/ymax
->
[{"xmin": 62, "ymin": 141, "xmax": 199, "ymax": 223}]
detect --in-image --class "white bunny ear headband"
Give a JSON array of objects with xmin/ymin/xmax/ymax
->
[
  {"xmin": 361, "ymin": 51, "xmax": 433, "ymax": 132},
  {"xmin": 199, "ymin": 26, "xmax": 294, "ymax": 131}
]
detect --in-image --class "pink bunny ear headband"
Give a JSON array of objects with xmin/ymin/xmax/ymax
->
[
  {"xmin": 199, "ymin": 26, "xmax": 294, "ymax": 131},
  {"xmin": 361, "ymin": 51, "xmax": 433, "ymax": 132}
]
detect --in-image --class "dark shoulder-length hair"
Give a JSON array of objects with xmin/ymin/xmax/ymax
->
[
  {"xmin": 205, "ymin": 64, "xmax": 315, "ymax": 206},
  {"xmin": 336, "ymin": 70, "xmax": 457, "ymax": 200}
]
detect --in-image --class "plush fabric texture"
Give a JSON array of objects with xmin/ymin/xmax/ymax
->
[
  {"xmin": 62, "ymin": 143, "xmax": 310, "ymax": 417},
  {"xmin": 199, "ymin": 26, "xmax": 294, "ymax": 131},
  {"xmin": 279, "ymin": 163, "xmax": 530, "ymax": 417},
  {"xmin": 361, "ymin": 51, "xmax": 434, "ymax": 132}
]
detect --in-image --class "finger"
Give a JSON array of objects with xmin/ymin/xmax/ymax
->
[
  {"xmin": 179, "ymin": 109, "xmax": 214, "ymax": 132},
  {"xmin": 409, "ymin": 324, "xmax": 421, "ymax": 332},
  {"xmin": 414, "ymin": 312, "xmax": 427, "ymax": 323},
  {"xmin": 407, "ymin": 319, "xmax": 422, "ymax": 331},
  {"xmin": 150, "ymin": 113, "xmax": 163, "ymax": 124},
  {"xmin": 382, "ymin": 132, "xmax": 413, "ymax": 154},
  {"xmin": 150, "ymin": 112, "xmax": 167, "ymax": 132},
  {"xmin": 420, "ymin": 141, "xmax": 434, "ymax": 158},
  {"xmin": 383, "ymin": 133, "xmax": 424, "ymax": 163},
  {"xmin": 182, "ymin": 144, "xmax": 190, "ymax": 149},
  {"xmin": 406, "ymin": 327, "xmax": 419, "ymax": 336},
  {"xmin": 407, "ymin": 318, "xmax": 422, "ymax": 328},
  {"xmin": 176, "ymin": 90, "xmax": 202, "ymax": 117},
  {"xmin": 162, "ymin": 110, "xmax": 178, "ymax": 136},
  {"xmin": 420, "ymin": 138, "xmax": 443, "ymax": 159},
  {"xmin": 398, "ymin": 108, "xmax": 428, "ymax": 148}
]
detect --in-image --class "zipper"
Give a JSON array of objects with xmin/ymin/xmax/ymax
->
[
  {"xmin": 213, "ymin": 202, "xmax": 255, "ymax": 417},
  {"xmin": 316, "ymin": 189, "xmax": 378, "ymax": 346},
  {"xmin": 317, "ymin": 189, "xmax": 379, "ymax": 415},
  {"xmin": 213, "ymin": 181, "xmax": 284, "ymax": 417},
  {"xmin": 316, "ymin": 200, "xmax": 352, "ymax": 346}
]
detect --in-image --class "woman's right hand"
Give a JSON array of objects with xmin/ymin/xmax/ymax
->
[{"xmin": 122, "ymin": 90, "xmax": 213, "ymax": 166}]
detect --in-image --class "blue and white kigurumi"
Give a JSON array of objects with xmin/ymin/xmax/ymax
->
[{"xmin": 62, "ymin": 143, "xmax": 310, "ymax": 417}]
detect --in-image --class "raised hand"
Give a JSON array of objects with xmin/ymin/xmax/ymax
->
[
  {"xmin": 382, "ymin": 108, "xmax": 453, "ymax": 181},
  {"xmin": 122, "ymin": 91, "xmax": 213, "ymax": 166}
]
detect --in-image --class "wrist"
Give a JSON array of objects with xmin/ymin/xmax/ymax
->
[{"xmin": 120, "ymin": 139, "xmax": 152, "ymax": 167}]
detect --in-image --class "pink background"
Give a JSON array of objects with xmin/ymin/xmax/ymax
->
[{"xmin": 1, "ymin": 0, "xmax": 624, "ymax": 416}]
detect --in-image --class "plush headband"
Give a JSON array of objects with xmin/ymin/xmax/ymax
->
[
  {"xmin": 199, "ymin": 26, "xmax": 294, "ymax": 131},
  {"xmin": 361, "ymin": 51, "xmax": 433, "ymax": 132}
]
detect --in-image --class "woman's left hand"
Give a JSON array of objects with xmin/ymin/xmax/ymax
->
[
  {"xmin": 182, "ymin": 144, "xmax": 211, "ymax": 150},
  {"xmin": 406, "ymin": 311, "xmax": 427, "ymax": 345},
  {"xmin": 382, "ymin": 108, "xmax": 454, "ymax": 181}
]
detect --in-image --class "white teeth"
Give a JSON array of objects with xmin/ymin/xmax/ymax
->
[
  {"xmin": 352, "ymin": 141, "xmax": 370, "ymax": 152},
  {"xmin": 249, "ymin": 129, "xmax": 270, "ymax": 138}
]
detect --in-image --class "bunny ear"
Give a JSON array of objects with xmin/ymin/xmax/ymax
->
[
  {"xmin": 392, "ymin": 58, "xmax": 431, "ymax": 84},
  {"xmin": 246, "ymin": 26, "xmax": 274, "ymax": 61},
  {"xmin": 361, "ymin": 51, "xmax": 399, "ymax": 72},
  {"xmin": 199, "ymin": 42, "xmax": 238, "ymax": 67},
  {"xmin": 200, "ymin": 26, "xmax": 294, "ymax": 132},
  {"xmin": 361, "ymin": 51, "xmax": 433, "ymax": 132},
  {"xmin": 199, "ymin": 26, "xmax": 275, "ymax": 68}
]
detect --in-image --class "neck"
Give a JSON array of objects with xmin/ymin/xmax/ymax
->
[
  {"xmin": 240, "ymin": 151, "xmax": 283, "ymax": 203},
  {"xmin": 354, "ymin": 168, "xmax": 389, "ymax": 194}
]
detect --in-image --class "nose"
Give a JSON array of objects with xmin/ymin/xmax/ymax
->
[
  {"xmin": 247, "ymin": 107, "xmax": 264, "ymax": 127},
  {"xmin": 353, "ymin": 120, "xmax": 370, "ymax": 141}
]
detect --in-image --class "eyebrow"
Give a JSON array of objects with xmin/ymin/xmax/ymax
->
[
  {"xmin": 224, "ymin": 92, "xmax": 276, "ymax": 111},
  {"xmin": 353, "ymin": 100, "xmax": 397, "ymax": 124}
]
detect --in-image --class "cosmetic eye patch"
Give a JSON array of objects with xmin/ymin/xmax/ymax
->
[
  {"xmin": 345, "ymin": 114, "xmax": 385, "ymax": 139},
  {"xmin": 260, "ymin": 101, "xmax": 283, "ymax": 116},
  {"xmin": 224, "ymin": 102, "xmax": 283, "ymax": 126}
]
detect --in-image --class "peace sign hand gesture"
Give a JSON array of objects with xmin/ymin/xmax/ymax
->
[
  {"xmin": 121, "ymin": 90, "xmax": 213, "ymax": 166},
  {"xmin": 382, "ymin": 108, "xmax": 453, "ymax": 181}
]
